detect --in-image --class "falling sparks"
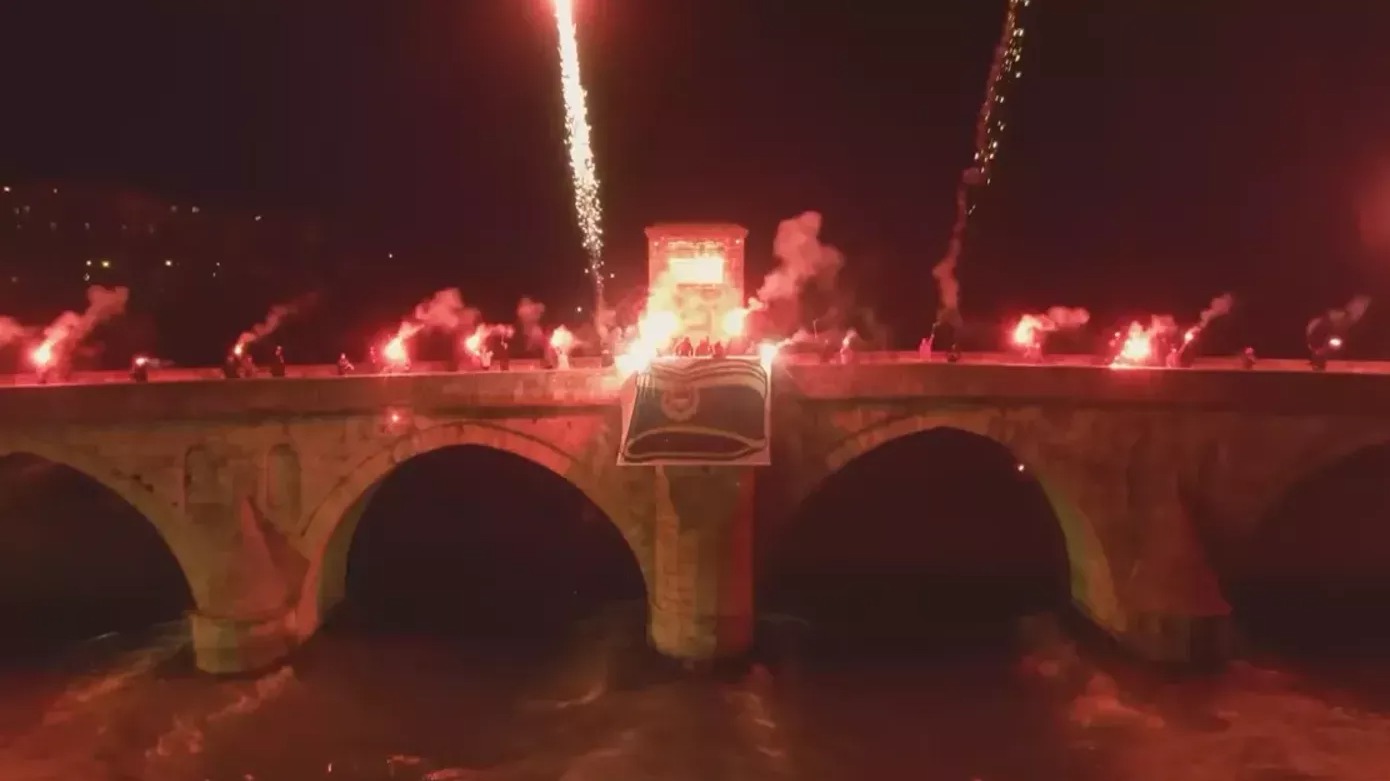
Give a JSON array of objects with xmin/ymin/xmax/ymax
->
[
  {"xmin": 932, "ymin": 0, "xmax": 1036, "ymax": 325},
  {"xmin": 551, "ymin": 0, "xmax": 606, "ymax": 309},
  {"xmin": 971, "ymin": 0, "xmax": 1032, "ymax": 187}
]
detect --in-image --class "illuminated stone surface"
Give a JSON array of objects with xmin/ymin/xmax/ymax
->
[{"xmin": 4, "ymin": 353, "xmax": 1390, "ymax": 671}]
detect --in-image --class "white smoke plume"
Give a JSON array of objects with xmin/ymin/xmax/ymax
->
[
  {"xmin": 517, "ymin": 296, "xmax": 547, "ymax": 349},
  {"xmin": 0, "ymin": 316, "xmax": 27, "ymax": 347},
  {"xmin": 41, "ymin": 285, "xmax": 129, "ymax": 350},
  {"xmin": 1042, "ymin": 306, "xmax": 1090, "ymax": 330},
  {"xmin": 1307, "ymin": 294, "xmax": 1371, "ymax": 337},
  {"xmin": 1013, "ymin": 306, "xmax": 1089, "ymax": 349},
  {"xmin": 1196, "ymin": 293, "xmax": 1234, "ymax": 328},
  {"xmin": 758, "ymin": 211, "xmax": 845, "ymax": 304},
  {"xmin": 235, "ymin": 292, "xmax": 319, "ymax": 351},
  {"xmin": 403, "ymin": 288, "xmax": 479, "ymax": 335},
  {"xmin": 1147, "ymin": 314, "xmax": 1179, "ymax": 336}
]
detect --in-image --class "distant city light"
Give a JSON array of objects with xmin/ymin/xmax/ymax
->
[{"xmin": 164, "ymin": 259, "xmax": 173, "ymax": 267}]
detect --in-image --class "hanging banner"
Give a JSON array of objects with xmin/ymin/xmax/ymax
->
[{"xmin": 618, "ymin": 358, "xmax": 771, "ymax": 466}]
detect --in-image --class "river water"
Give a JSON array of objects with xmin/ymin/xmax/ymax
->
[{"xmin": 4, "ymin": 608, "xmax": 1390, "ymax": 781}]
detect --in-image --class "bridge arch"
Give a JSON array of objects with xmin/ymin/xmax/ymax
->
[
  {"xmin": 296, "ymin": 420, "xmax": 641, "ymax": 635},
  {"xmin": 0, "ymin": 436, "xmax": 202, "ymax": 608},
  {"xmin": 1234, "ymin": 425, "xmax": 1390, "ymax": 535},
  {"xmin": 805, "ymin": 412, "xmax": 1124, "ymax": 632},
  {"xmin": 1224, "ymin": 431, "xmax": 1390, "ymax": 650}
]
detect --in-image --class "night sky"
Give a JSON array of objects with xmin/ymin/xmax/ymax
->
[{"xmin": 1, "ymin": 1, "xmax": 1389, "ymax": 362}]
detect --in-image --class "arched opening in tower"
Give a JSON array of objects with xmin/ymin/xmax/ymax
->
[
  {"xmin": 1223, "ymin": 443, "xmax": 1390, "ymax": 656},
  {"xmin": 0, "ymin": 453, "xmax": 192, "ymax": 663},
  {"xmin": 763, "ymin": 428, "xmax": 1069, "ymax": 651},
  {"xmin": 333, "ymin": 445, "xmax": 647, "ymax": 647}
]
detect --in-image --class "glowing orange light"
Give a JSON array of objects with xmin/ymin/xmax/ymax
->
[
  {"xmin": 463, "ymin": 328, "xmax": 484, "ymax": 355},
  {"xmin": 382, "ymin": 336, "xmax": 408, "ymax": 365},
  {"xmin": 722, "ymin": 307, "xmax": 748, "ymax": 338},
  {"xmin": 1110, "ymin": 323, "xmax": 1155, "ymax": 369},
  {"xmin": 30, "ymin": 341, "xmax": 53, "ymax": 368},
  {"xmin": 1011, "ymin": 314, "xmax": 1047, "ymax": 349},
  {"xmin": 133, "ymin": 355, "xmax": 149, "ymax": 367},
  {"xmin": 757, "ymin": 340, "xmax": 782, "ymax": 368},
  {"xmin": 667, "ymin": 253, "xmax": 726, "ymax": 286},
  {"xmin": 549, "ymin": 325, "xmax": 574, "ymax": 351}
]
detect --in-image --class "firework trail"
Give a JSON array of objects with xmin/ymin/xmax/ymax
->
[
  {"xmin": 551, "ymin": 0, "xmax": 607, "ymax": 310},
  {"xmin": 932, "ymin": 0, "xmax": 1036, "ymax": 328}
]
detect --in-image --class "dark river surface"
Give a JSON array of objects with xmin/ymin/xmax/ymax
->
[{"xmin": 4, "ymin": 430, "xmax": 1390, "ymax": 781}]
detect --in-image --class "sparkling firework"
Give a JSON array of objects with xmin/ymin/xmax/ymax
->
[
  {"xmin": 551, "ymin": 0, "xmax": 606, "ymax": 309},
  {"xmin": 932, "ymin": 0, "xmax": 1036, "ymax": 324}
]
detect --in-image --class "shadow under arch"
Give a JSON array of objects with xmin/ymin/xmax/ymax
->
[
  {"xmin": 1221, "ymin": 440, "xmax": 1390, "ymax": 654},
  {"xmin": 0, "ymin": 451, "xmax": 194, "ymax": 655},
  {"xmin": 0, "ymin": 439, "xmax": 201, "ymax": 600},
  {"xmin": 776, "ymin": 418, "xmax": 1123, "ymax": 641},
  {"xmin": 297, "ymin": 422, "xmax": 645, "ymax": 638}
]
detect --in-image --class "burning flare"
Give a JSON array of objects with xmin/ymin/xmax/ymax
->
[
  {"xmin": 549, "ymin": 325, "xmax": 575, "ymax": 369},
  {"xmin": 232, "ymin": 293, "xmax": 317, "ymax": 355},
  {"xmin": 1108, "ymin": 316, "xmax": 1177, "ymax": 369},
  {"xmin": 1169, "ymin": 293, "xmax": 1234, "ymax": 367},
  {"xmin": 30, "ymin": 285, "xmax": 129, "ymax": 372},
  {"xmin": 1009, "ymin": 306, "xmax": 1090, "ymax": 358},
  {"xmin": 1306, "ymin": 295, "xmax": 1370, "ymax": 368},
  {"xmin": 378, "ymin": 288, "xmax": 480, "ymax": 371}
]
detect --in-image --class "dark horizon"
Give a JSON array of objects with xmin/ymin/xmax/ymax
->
[{"xmin": 2, "ymin": 2, "xmax": 1390, "ymax": 365}]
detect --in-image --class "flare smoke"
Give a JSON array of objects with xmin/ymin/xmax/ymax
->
[
  {"xmin": 235, "ymin": 293, "xmax": 319, "ymax": 350},
  {"xmin": 400, "ymin": 288, "xmax": 479, "ymax": 337},
  {"xmin": 0, "ymin": 317, "xmax": 26, "ymax": 347},
  {"xmin": 759, "ymin": 211, "xmax": 844, "ymax": 305},
  {"xmin": 1307, "ymin": 295, "xmax": 1371, "ymax": 338},
  {"xmin": 41, "ymin": 285, "xmax": 129, "ymax": 350},
  {"xmin": 1041, "ymin": 306, "xmax": 1090, "ymax": 330},
  {"xmin": 517, "ymin": 296, "xmax": 547, "ymax": 349},
  {"xmin": 1197, "ymin": 293, "xmax": 1234, "ymax": 328}
]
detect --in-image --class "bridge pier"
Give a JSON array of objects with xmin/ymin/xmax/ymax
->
[
  {"xmin": 190, "ymin": 609, "xmax": 295, "ymax": 675},
  {"xmin": 647, "ymin": 465, "xmax": 757, "ymax": 662},
  {"xmin": 1103, "ymin": 458, "xmax": 1235, "ymax": 665},
  {"xmin": 184, "ymin": 448, "xmax": 299, "ymax": 674}
]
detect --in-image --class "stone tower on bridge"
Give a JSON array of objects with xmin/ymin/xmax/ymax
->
[{"xmin": 645, "ymin": 223, "xmax": 748, "ymax": 343}]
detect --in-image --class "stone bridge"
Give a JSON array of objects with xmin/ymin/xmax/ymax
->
[{"xmin": 2, "ymin": 353, "xmax": 1388, "ymax": 673}]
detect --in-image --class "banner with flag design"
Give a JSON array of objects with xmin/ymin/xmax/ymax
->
[{"xmin": 618, "ymin": 358, "xmax": 771, "ymax": 466}]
